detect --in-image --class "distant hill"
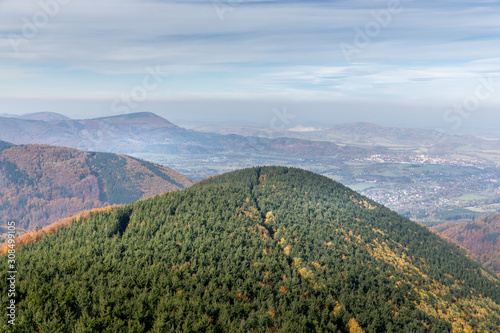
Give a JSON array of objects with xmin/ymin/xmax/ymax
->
[
  {"xmin": 330, "ymin": 122, "xmax": 445, "ymax": 142},
  {"xmin": 2, "ymin": 167, "xmax": 499, "ymax": 332},
  {"xmin": 2, "ymin": 113, "xmax": 497, "ymax": 154},
  {"xmin": 0, "ymin": 112, "xmax": 71, "ymax": 121},
  {"xmin": 19, "ymin": 112, "xmax": 72, "ymax": 122},
  {"xmin": 195, "ymin": 121, "xmax": 500, "ymax": 152},
  {"xmin": 433, "ymin": 213, "xmax": 500, "ymax": 275},
  {"xmin": 0, "ymin": 140, "xmax": 13, "ymax": 150},
  {"xmin": 0, "ymin": 112, "xmax": 182, "ymax": 152},
  {"xmin": 0, "ymin": 143, "xmax": 192, "ymax": 233},
  {"xmin": 0, "ymin": 112, "xmax": 374, "ymax": 157}
]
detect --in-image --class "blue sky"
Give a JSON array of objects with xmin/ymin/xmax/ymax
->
[{"xmin": 0, "ymin": 0, "xmax": 499, "ymax": 129}]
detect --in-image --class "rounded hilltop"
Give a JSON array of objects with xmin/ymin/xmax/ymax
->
[{"xmin": 1, "ymin": 166, "xmax": 499, "ymax": 332}]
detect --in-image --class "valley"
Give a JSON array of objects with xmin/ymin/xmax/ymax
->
[
  {"xmin": 1, "ymin": 112, "xmax": 498, "ymax": 223},
  {"xmin": 134, "ymin": 149, "xmax": 500, "ymax": 223}
]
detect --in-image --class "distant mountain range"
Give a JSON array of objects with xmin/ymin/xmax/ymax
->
[
  {"xmin": 433, "ymin": 213, "xmax": 500, "ymax": 275},
  {"xmin": 0, "ymin": 111, "xmax": 72, "ymax": 122},
  {"xmin": 0, "ymin": 141, "xmax": 192, "ymax": 234},
  {"xmin": 4, "ymin": 111, "xmax": 498, "ymax": 165},
  {"xmin": 0, "ymin": 112, "xmax": 377, "ymax": 157},
  {"xmin": 2, "ymin": 112, "xmax": 498, "ymax": 223},
  {"xmin": 196, "ymin": 121, "xmax": 500, "ymax": 152}
]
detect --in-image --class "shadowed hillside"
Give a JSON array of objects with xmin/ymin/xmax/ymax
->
[
  {"xmin": 433, "ymin": 213, "xmax": 500, "ymax": 275},
  {"xmin": 0, "ymin": 143, "xmax": 192, "ymax": 234}
]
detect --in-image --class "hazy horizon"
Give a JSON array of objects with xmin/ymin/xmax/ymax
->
[
  {"xmin": 1, "ymin": 104, "xmax": 499, "ymax": 137},
  {"xmin": 1, "ymin": 0, "xmax": 500, "ymax": 133}
]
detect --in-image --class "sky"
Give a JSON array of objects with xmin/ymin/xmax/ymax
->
[{"xmin": 0, "ymin": 0, "xmax": 499, "ymax": 130}]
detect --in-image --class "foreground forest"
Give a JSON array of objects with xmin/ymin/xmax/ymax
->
[
  {"xmin": 0, "ymin": 142, "xmax": 192, "ymax": 234},
  {"xmin": 1, "ymin": 167, "xmax": 499, "ymax": 332}
]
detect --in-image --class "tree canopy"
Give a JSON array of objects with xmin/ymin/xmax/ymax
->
[{"xmin": 1, "ymin": 166, "xmax": 499, "ymax": 332}]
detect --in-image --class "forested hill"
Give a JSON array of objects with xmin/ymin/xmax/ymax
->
[
  {"xmin": 1, "ymin": 167, "xmax": 500, "ymax": 332},
  {"xmin": 0, "ymin": 144, "xmax": 192, "ymax": 233},
  {"xmin": 0, "ymin": 140, "xmax": 13, "ymax": 150},
  {"xmin": 433, "ymin": 213, "xmax": 500, "ymax": 275}
]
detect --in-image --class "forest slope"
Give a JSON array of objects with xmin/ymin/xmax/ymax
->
[
  {"xmin": 1, "ymin": 167, "xmax": 499, "ymax": 332},
  {"xmin": 433, "ymin": 214, "xmax": 500, "ymax": 275},
  {"xmin": 0, "ymin": 143, "xmax": 192, "ymax": 234}
]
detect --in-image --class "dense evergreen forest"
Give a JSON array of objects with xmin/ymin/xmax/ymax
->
[{"xmin": 1, "ymin": 167, "xmax": 499, "ymax": 332}]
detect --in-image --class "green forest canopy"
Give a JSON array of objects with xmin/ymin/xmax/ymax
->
[{"xmin": 1, "ymin": 166, "xmax": 499, "ymax": 332}]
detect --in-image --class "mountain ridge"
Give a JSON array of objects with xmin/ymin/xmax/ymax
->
[
  {"xmin": 195, "ymin": 121, "xmax": 498, "ymax": 151},
  {"xmin": 0, "ymin": 112, "xmax": 379, "ymax": 157},
  {"xmin": 433, "ymin": 213, "xmax": 500, "ymax": 275},
  {"xmin": 0, "ymin": 112, "xmax": 71, "ymax": 122},
  {"xmin": 0, "ymin": 143, "xmax": 192, "ymax": 234}
]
